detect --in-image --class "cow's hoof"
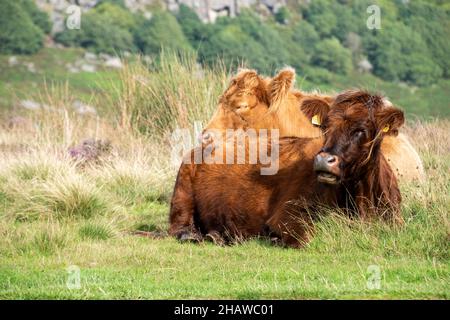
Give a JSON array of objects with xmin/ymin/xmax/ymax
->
[
  {"xmin": 205, "ymin": 231, "xmax": 225, "ymax": 246},
  {"xmin": 178, "ymin": 230, "xmax": 202, "ymax": 243},
  {"xmin": 269, "ymin": 236, "xmax": 282, "ymax": 246}
]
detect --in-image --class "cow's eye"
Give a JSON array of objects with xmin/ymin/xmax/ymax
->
[{"xmin": 353, "ymin": 130, "xmax": 365, "ymax": 140}]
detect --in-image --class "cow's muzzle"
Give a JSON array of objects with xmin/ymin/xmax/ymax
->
[{"xmin": 314, "ymin": 152, "xmax": 341, "ymax": 185}]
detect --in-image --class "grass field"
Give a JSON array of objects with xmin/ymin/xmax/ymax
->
[{"xmin": 0, "ymin": 50, "xmax": 449, "ymax": 299}]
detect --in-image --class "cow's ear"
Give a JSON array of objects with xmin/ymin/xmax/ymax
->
[
  {"xmin": 375, "ymin": 106, "xmax": 405, "ymax": 136},
  {"xmin": 300, "ymin": 98, "xmax": 331, "ymax": 127},
  {"xmin": 234, "ymin": 68, "xmax": 260, "ymax": 89},
  {"xmin": 268, "ymin": 67, "xmax": 295, "ymax": 112}
]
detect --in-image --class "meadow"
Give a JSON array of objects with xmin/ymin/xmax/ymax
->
[{"xmin": 0, "ymin": 50, "xmax": 449, "ymax": 299}]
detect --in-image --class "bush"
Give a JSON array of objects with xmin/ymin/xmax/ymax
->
[
  {"xmin": 303, "ymin": 66, "xmax": 333, "ymax": 84},
  {"xmin": 235, "ymin": 11, "xmax": 289, "ymax": 72},
  {"xmin": 134, "ymin": 11, "xmax": 192, "ymax": 55},
  {"xmin": 55, "ymin": 3, "xmax": 136, "ymax": 54},
  {"xmin": 176, "ymin": 4, "xmax": 208, "ymax": 46},
  {"xmin": 0, "ymin": 1, "xmax": 44, "ymax": 54},
  {"xmin": 18, "ymin": 0, "xmax": 52, "ymax": 34},
  {"xmin": 312, "ymin": 38, "xmax": 353, "ymax": 75},
  {"xmin": 80, "ymin": 15, "xmax": 135, "ymax": 54},
  {"xmin": 365, "ymin": 21, "xmax": 442, "ymax": 86},
  {"xmin": 274, "ymin": 6, "xmax": 290, "ymax": 24},
  {"xmin": 398, "ymin": 1, "xmax": 450, "ymax": 78},
  {"xmin": 199, "ymin": 22, "xmax": 266, "ymax": 72},
  {"xmin": 303, "ymin": 0, "xmax": 337, "ymax": 37}
]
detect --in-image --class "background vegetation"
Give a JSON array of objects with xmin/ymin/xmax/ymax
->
[
  {"xmin": 2, "ymin": 0, "xmax": 450, "ymax": 88},
  {"xmin": 0, "ymin": 0, "xmax": 449, "ymax": 299},
  {"xmin": 0, "ymin": 56, "xmax": 449, "ymax": 299}
]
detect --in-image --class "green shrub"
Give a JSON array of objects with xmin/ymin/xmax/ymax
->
[
  {"xmin": 134, "ymin": 11, "xmax": 192, "ymax": 55},
  {"xmin": 18, "ymin": 0, "xmax": 52, "ymax": 34},
  {"xmin": 312, "ymin": 38, "xmax": 353, "ymax": 75},
  {"xmin": 55, "ymin": 3, "xmax": 136, "ymax": 54},
  {"xmin": 176, "ymin": 4, "xmax": 208, "ymax": 46},
  {"xmin": 365, "ymin": 21, "xmax": 443, "ymax": 86},
  {"xmin": 274, "ymin": 6, "xmax": 290, "ymax": 24},
  {"xmin": 303, "ymin": 66, "xmax": 333, "ymax": 84},
  {"xmin": 79, "ymin": 223, "xmax": 114, "ymax": 240},
  {"xmin": 80, "ymin": 14, "xmax": 135, "ymax": 54},
  {"xmin": 303, "ymin": 0, "xmax": 337, "ymax": 37},
  {"xmin": 0, "ymin": 1, "xmax": 44, "ymax": 54}
]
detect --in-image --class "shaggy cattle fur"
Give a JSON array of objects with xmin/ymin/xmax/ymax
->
[
  {"xmin": 202, "ymin": 68, "xmax": 425, "ymax": 183},
  {"xmin": 169, "ymin": 90, "xmax": 404, "ymax": 247}
]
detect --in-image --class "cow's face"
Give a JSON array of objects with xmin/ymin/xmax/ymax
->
[
  {"xmin": 313, "ymin": 91, "xmax": 404, "ymax": 185},
  {"xmin": 200, "ymin": 69, "xmax": 269, "ymax": 144}
]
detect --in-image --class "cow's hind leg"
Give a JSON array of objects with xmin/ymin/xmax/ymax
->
[{"xmin": 169, "ymin": 164, "xmax": 202, "ymax": 242}]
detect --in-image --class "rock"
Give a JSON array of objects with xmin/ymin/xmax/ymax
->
[
  {"xmin": 8, "ymin": 56, "xmax": 18, "ymax": 66},
  {"xmin": 66, "ymin": 63, "xmax": 80, "ymax": 73},
  {"xmin": 84, "ymin": 52, "xmax": 97, "ymax": 62},
  {"xmin": 25, "ymin": 62, "xmax": 36, "ymax": 73},
  {"xmin": 357, "ymin": 58, "xmax": 373, "ymax": 73},
  {"xmin": 20, "ymin": 100, "xmax": 41, "ymax": 110},
  {"xmin": 80, "ymin": 63, "xmax": 96, "ymax": 72},
  {"xmin": 104, "ymin": 57, "xmax": 123, "ymax": 69},
  {"xmin": 36, "ymin": 0, "xmax": 287, "ymax": 30},
  {"xmin": 72, "ymin": 100, "xmax": 97, "ymax": 115}
]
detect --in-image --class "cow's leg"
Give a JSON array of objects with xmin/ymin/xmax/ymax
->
[
  {"xmin": 169, "ymin": 164, "xmax": 202, "ymax": 242},
  {"xmin": 204, "ymin": 231, "xmax": 225, "ymax": 246},
  {"xmin": 265, "ymin": 209, "xmax": 314, "ymax": 248}
]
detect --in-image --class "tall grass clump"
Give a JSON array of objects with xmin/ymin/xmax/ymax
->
[
  {"xmin": 79, "ymin": 222, "xmax": 115, "ymax": 240},
  {"xmin": 112, "ymin": 51, "xmax": 229, "ymax": 136},
  {"xmin": 5, "ymin": 167, "xmax": 108, "ymax": 221}
]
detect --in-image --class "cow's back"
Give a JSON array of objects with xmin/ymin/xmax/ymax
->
[{"xmin": 381, "ymin": 133, "xmax": 426, "ymax": 183}]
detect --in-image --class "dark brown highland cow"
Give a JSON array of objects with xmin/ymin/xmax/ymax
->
[{"xmin": 169, "ymin": 90, "xmax": 404, "ymax": 248}]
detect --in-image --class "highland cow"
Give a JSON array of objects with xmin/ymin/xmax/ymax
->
[{"xmin": 169, "ymin": 90, "xmax": 404, "ymax": 247}]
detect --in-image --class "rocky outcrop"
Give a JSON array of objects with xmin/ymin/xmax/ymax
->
[{"xmin": 35, "ymin": 0, "xmax": 287, "ymax": 32}]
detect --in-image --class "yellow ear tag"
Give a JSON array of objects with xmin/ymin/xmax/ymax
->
[
  {"xmin": 382, "ymin": 125, "xmax": 390, "ymax": 133},
  {"xmin": 312, "ymin": 114, "xmax": 321, "ymax": 126}
]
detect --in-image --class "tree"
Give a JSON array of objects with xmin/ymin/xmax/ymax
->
[
  {"xmin": 398, "ymin": 0, "xmax": 450, "ymax": 78},
  {"xmin": 80, "ymin": 14, "xmax": 135, "ymax": 54},
  {"xmin": 176, "ymin": 4, "xmax": 208, "ymax": 46},
  {"xmin": 55, "ymin": 3, "xmax": 136, "ymax": 54},
  {"xmin": 18, "ymin": 0, "xmax": 52, "ymax": 34},
  {"xmin": 0, "ymin": 1, "xmax": 44, "ymax": 54},
  {"xmin": 199, "ymin": 23, "xmax": 266, "ymax": 71},
  {"xmin": 312, "ymin": 38, "xmax": 353, "ymax": 74},
  {"xmin": 303, "ymin": 0, "xmax": 337, "ymax": 37},
  {"xmin": 274, "ymin": 6, "xmax": 290, "ymax": 24},
  {"xmin": 291, "ymin": 20, "xmax": 320, "ymax": 55},
  {"xmin": 364, "ymin": 21, "xmax": 442, "ymax": 85},
  {"xmin": 234, "ymin": 10, "xmax": 289, "ymax": 72},
  {"xmin": 134, "ymin": 11, "xmax": 192, "ymax": 55}
]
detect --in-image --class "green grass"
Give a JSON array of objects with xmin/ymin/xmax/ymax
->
[
  {"xmin": 0, "ymin": 50, "xmax": 448, "ymax": 299},
  {"xmin": 1, "ymin": 48, "xmax": 450, "ymax": 121},
  {"xmin": 0, "ymin": 47, "xmax": 121, "ymax": 115},
  {"xmin": 0, "ymin": 211, "xmax": 448, "ymax": 299},
  {"xmin": 0, "ymin": 124, "xmax": 448, "ymax": 299}
]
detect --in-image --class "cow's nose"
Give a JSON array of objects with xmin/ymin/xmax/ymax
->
[
  {"xmin": 325, "ymin": 154, "xmax": 337, "ymax": 164},
  {"xmin": 314, "ymin": 152, "xmax": 340, "ymax": 172}
]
